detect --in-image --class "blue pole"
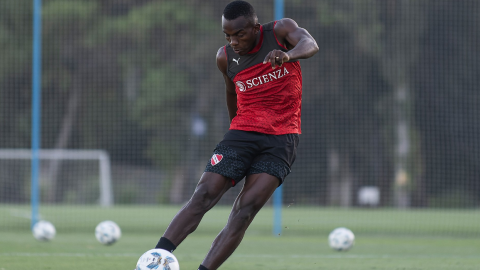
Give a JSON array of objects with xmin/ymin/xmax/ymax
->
[
  {"xmin": 272, "ymin": 0, "xmax": 284, "ymax": 237},
  {"xmin": 274, "ymin": 0, "xmax": 284, "ymax": 22},
  {"xmin": 31, "ymin": 0, "xmax": 42, "ymax": 229}
]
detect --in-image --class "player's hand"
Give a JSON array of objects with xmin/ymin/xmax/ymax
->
[{"xmin": 263, "ymin": 50, "xmax": 290, "ymax": 69}]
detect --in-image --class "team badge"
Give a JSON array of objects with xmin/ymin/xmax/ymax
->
[
  {"xmin": 211, "ymin": 154, "xmax": 223, "ymax": 166},
  {"xmin": 236, "ymin": 81, "xmax": 246, "ymax": 92}
]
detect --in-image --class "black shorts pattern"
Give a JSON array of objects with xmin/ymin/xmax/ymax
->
[
  {"xmin": 204, "ymin": 144, "xmax": 246, "ymax": 183},
  {"xmin": 204, "ymin": 130, "xmax": 299, "ymax": 186},
  {"xmin": 247, "ymin": 161, "xmax": 291, "ymax": 183}
]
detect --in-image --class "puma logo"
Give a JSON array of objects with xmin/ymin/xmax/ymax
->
[{"xmin": 232, "ymin": 58, "xmax": 240, "ymax": 65}]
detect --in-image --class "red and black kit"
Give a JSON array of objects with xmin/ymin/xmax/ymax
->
[
  {"xmin": 205, "ymin": 21, "xmax": 303, "ymax": 186},
  {"xmin": 226, "ymin": 21, "xmax": 302, "ymax": 135}
]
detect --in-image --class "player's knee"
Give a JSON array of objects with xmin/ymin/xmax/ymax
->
[
  {"xmin": 231, "ymin": 204, "xmax": 260, "ymax": 228},
  {"xmin": 188, "ymin": 184, "xmax": 221, "ymax": 213}
]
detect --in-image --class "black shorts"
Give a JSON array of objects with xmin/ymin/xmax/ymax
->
[{"xmin": 204, "ymin": 130, "xmax": 299, "ymax": 186}]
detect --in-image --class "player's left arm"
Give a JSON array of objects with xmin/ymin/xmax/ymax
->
[
  {"xmin": 216, "ymin": 46, "xmax": 238, "ymax": 122},
  {"xmin": 264, "ymin": 18, "xmax": 319, "ymax": 68}
]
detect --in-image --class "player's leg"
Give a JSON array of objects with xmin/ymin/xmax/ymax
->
[
  {"xmin": 156, "ymin": 131, "xmax": 255, "ymax": 252},
  {"xmin": 198, "ymin": 133, "xmax": 299, "ymax": 269},
  {"xmin": 200, "ymin": 173, "xmax": 279, "ymax": 270},
  {"xmin": 157, "ymin": 172, "xmax": 232, "ymax": 250}
]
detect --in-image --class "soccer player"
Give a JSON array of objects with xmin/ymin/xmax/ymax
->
[{"xmin": 154, "ymin": 1, "xmax": 318, "ymax": 269}]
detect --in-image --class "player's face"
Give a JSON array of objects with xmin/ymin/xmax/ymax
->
[{"xmin": 222, "ymin": 16, "xmax": 260, "ymax": 56}]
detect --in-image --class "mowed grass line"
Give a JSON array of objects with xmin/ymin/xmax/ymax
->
[
  {"xmin": 1, "ymin": 205, "xmax": 480, "ymax": 269},
  {"xmin": 1, "ymin": 231, "xmax": 480, "ymax": 270},
  {"xmin": 2, "ymin": 204, "xmax": 480, "ymax": 236}
]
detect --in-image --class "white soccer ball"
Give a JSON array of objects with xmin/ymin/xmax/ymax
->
[
  {"xmin": 328, "ymin": 227, "xmax": 355, "ymax": 251},
  {"xmin": 136, "ymin": 249, "xmax": 180, "ymax": 270},
  {"xmin": 95, "ymin": 220, "xmax": 121, "ymax": 245},
  {"xmin": 32, "ymin": 220, "xmax": 56, "ymax": 241}
]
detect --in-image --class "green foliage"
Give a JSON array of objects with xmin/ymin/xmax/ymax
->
[
  {"xmin": 133, "ymin": 67, "xmax": 190, "ymax": 128},
  {"xmin": 131, "ymin": 66, "xmax": 191, "ymax": 170},
  {"xmin": 1, "ymin": 0, "xmax": 479, "ymax": 205},
  {"xmin": 0, "ymin": 0, "xmax": 32, "ymax": 83},
  {"xmin": 0, "ymin": 0, "xmax": 214, "ymax": 170},
  {"xmin": 43, "ymin": 0, "xmax": 98, "ymax": 23},
  {"xmin": 87, "ymin": 1, "xmax": 212, "ymax": 46}
]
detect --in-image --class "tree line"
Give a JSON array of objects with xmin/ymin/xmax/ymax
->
[{"xmin": 0, "ymin": 0, "xmax": 478, "ymax": 207}]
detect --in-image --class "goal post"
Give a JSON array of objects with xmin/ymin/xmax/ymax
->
[{"xmin": 0, "ymin": 149, "xmax": 113, "ymax": 208}]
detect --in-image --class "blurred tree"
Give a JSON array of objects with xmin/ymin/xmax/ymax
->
[
  {"xmin": 1, "ymin": 0, "xmax": 478, "ymax": 207},
  {"xmin": 285, "ymin": 0, "xmax": 394, "ymax": 206},
  {"xmin": 413, "ymin": 0, "xmax": 480, "ymax": 207},
  {"xmin": 0, "ymin": 0, "xmax": 33, "ymax": 149},
  {"xmin": 0, "ymin": 0, "xmax": 219, "ymax": 203},
  {"xmin": 0, "ymin": 0, "xmax": 34, "ymax": 202},
  {"xmin": 86, "ymin": 0, "xmax": 219, "ymax": 202}
]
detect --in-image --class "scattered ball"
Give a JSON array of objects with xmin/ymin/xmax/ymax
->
[
  {"xmin": 95, "ymin": 220, "xmax": 121, "ymax": 245},
  {"xmin": 32, "ymin": 220, "xmax": 56, "ymax": 241},
  {"xmin": 328, "ymin": 227, "xmax": 355, "ymax": 251},
  {"xmin": 136, "ymin": 249, "xmax": 180, "ymax": 270}
]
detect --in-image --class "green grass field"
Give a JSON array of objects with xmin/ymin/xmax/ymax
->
[{"xmin": 1, "ymin": 205, "xmax": 480, "ymax": 269}]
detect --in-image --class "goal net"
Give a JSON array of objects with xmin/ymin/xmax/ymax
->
[{"xmin": 0, "ymin": 149, "xmax": 112, "ymax": 222}]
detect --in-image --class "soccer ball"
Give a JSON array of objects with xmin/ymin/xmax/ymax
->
[
  {"xmin": 136, "ymin": 249, "xmax": 180, "ymax": 270},
  {"xmin": 32, "ymin": 220, "xmax": 56, "ymax": 241},
  {"xmin": 328, "ymin": 227, "xmax": 355, "ymax": 251},
  {"xmin": 95, "ymin": 220, "xmax": 121, "ymax": 245}
]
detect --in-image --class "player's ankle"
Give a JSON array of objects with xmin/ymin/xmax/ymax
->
[
  {"xmin": 155, "ymin": 237, "xmax": 177, "ymax": 253},
  {"xmin": 198, "ymin": 265, "xmax": 209, "ymax": 270}
]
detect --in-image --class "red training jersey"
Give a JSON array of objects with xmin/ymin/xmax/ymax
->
[{"xmin": 224, "ymin": 21, "xmax": 303, "ymax": 135}]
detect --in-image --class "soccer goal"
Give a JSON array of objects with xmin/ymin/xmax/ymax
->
[{"xmin": 0, "ymin": 149, "xmax": 113, "ymax": 207}]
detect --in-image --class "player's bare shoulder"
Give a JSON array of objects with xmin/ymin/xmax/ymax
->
[
  {"xmin": 274, "ymin": 18, "xmax": 316, "ymax": 51},
  {"xmin": 216, "ymin": 46, "xmax": 228, "ymax": 74},
  {"xmin": 274, "ymin": 18, "xmax": 300, "ymax": 39}
]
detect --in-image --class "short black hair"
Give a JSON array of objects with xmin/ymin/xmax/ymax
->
[{"xmin": 223, "ymin": 1, "xmax": 256, "ymax": 21}]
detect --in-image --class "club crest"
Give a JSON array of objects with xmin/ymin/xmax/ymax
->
[{"xmin": 211, "ymin": 154, "xmax": 223, "ymax": 166}]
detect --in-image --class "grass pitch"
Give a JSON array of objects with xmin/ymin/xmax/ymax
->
[{"xmin": 1, "ymin": 205, "xmax": 480, "ymax": 270}]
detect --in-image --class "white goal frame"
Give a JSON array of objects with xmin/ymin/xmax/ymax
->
[{"xmin": 0, "ymin": 149, "xmax": 113, "ymax": 206}]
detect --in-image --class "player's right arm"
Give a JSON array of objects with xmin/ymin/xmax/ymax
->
[{"xmin": 216, "ymin": 46, "xmax": 237, "ymax": 123}]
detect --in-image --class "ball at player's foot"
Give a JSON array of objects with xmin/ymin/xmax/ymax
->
[{"xmin": 136, "ymin": 248, "xmax": 180, "ymax": 270}]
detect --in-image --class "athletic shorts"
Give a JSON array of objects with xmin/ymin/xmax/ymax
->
[{"xmin": 204, "ymin": 129, "xmax": 299, "ymax": 186}]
